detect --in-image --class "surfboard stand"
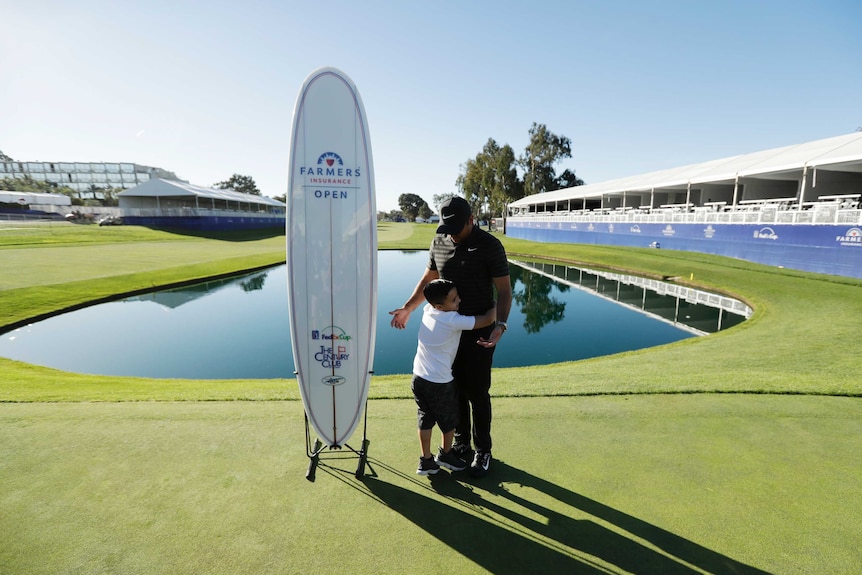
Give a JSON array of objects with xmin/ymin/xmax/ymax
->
[{"xmin": 304, "ymin": 402, "xmax": 373, "ymax": 482}]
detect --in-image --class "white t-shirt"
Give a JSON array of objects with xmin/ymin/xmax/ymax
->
[{"xmin": 413, "ymin": 303, "xmax": 476, "ymax": 383}]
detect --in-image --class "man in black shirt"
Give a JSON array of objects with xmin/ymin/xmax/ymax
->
[{"xmin": 390, "ymin": 197, "xmax": 512, "ymax": 477}]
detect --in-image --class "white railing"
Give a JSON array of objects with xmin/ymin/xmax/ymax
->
[
  {"xmin": 509, "ymin": 207, "xmax": 862, "ymax": 226},
  {"xmin": 123, "ymin": 207, "xmax": 284, "ymax": 219}
]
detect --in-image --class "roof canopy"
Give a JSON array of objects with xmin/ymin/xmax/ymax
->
[
  {"xmin": 118, "ymin": 179, "xmax": 284, "ymax": 207},
  {"xmin": 0, "ymin": 190, "xmax": 72, "ymax": 206},
  {"xmin": 509, "ymin": 132, "xmax": 862, "ymax": 207}
]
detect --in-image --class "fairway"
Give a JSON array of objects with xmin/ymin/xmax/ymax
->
[{"xmin": 1, "ymin": 223, "xmax": 861, "ymax": 573}]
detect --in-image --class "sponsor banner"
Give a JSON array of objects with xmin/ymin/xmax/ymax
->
[{"xmin": 506, "ymin": 221, "xmax": 862, "ymax": 279}]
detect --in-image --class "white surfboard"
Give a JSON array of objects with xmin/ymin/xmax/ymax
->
[{"xmin": 287, "ymin": 67, "xmax": 377, "ymax": 448}]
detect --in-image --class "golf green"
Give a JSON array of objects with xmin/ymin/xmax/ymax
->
[{"xmin": 2, "ymin": 395, "xmax": 859, "ymax": 574}]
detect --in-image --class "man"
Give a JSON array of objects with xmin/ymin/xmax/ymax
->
[{"xmin": 390, "ymin": 196, "xmax": 512, "ymax": 477}]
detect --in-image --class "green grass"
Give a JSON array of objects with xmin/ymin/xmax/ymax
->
[
  {"xmin": 1, "ymin": 221, "xmax": 861, "ymax": 574},
  {"xmin": 3, "ymin": 397, "xmax": 859, "ymax": 574}
]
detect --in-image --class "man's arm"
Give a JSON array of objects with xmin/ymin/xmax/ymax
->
[
  {"xmin": 389, "ymin": 267, "xmax": 439, "ymax": 329},
  {"xmin": 477, "ymin": 274, "xmax": 513, "ymax": 347}
]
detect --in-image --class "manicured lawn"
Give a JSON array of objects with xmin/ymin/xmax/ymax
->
[
  {"xmin": 1, "ymin": 221, "xmax": 860, "ymax": 574},
  {"xmin": 3, "ymin": 396, "xmax": 859, "ymax": 574}
]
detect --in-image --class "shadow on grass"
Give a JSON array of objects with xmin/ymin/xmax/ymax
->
[{"xmin": 361, "ymin": 459, "xmax": 769, "ymax": 575}]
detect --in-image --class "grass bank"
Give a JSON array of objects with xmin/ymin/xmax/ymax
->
[{"xmin": 1, "ymin": 221, "xmax": 859, "ymax": 401}]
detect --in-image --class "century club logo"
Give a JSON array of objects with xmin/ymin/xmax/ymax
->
[
  {"xmin": 312, "ymin": 325, "xmax": 351, "ymax": 370},
  {"xmin": 662, "ymin": 225, "xmax": 675, "ymax": 236},
  {"xmin": 836, "ymin": 227, "xmax": 862, "ymax": 247}
]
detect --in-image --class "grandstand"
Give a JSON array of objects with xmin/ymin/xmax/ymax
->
[
  {"xmin": 118, "ymin": 179, "xmax": 285, "ymax": 231},
  {"xmin": 506, "ymin": 133, "xmax": 862, "ymax": 279}
]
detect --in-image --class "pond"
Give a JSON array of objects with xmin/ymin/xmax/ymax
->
[{"xmin": 0, "ymin": 251, "xmax": 749, "ymax": 379}]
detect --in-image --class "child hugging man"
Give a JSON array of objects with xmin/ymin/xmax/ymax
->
[{"xmin": 412, "ymin": 279, "xmax": 496, "ymax": 475}]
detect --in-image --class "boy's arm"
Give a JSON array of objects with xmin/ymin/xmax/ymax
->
[
  {"xmin": 472, "ymin": 303, "xmax": 497, "ymax": 329},
  {"xmin": 389, "ymin": 267, "xmax": 439, "ymax": 329}
]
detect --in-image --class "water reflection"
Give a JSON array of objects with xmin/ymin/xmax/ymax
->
[
  {"xmin": 508, "ymin": 265, "xmax": 568, "ymax": 333},
  {"xmin": 127, "ymin": 271, "xmax": 269, "ymax": 309},
  {"xmin": 510, "ymin": 259, "xmax": 751, "ymax": 335},
  {"xmin": 0, "ymin": 252, "xmax": 747, "ymax": 379}
]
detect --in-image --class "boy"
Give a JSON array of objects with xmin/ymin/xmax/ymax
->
[{"xmin": 412, "ymin": 279, "xmax": 496, "ymax": 475}]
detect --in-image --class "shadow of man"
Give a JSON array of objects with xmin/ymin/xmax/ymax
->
[{"xmin": 363, "ymin": 459, "xmax": 768, "ymax": 575}]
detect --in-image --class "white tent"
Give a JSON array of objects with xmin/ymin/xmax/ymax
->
[
  {"xmin": 509, "ymin": 132, "xmax": 862, "ymax": 209},
  {"xmin": 0, "ymin": 190, "xmax": 72, "ymax": 206},
  {"xmin": 118, "ymin": 179, "xmax": 284, "ymax": 211}
]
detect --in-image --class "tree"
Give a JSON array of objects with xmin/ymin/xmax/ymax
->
[
  {"xmin": 456, "ymin": 156, "xmax": 485, "ymax": 216},
  {"xmin": 0, "ymin": 150, "xmax": 12, "ymax": 161},
  {"xmin": 1, "ymin": 175, "xmax": 73, "ymax": 197},
  {"xmin": 418, "ymin": 202, "xmax": 433, "ymax": 221},
  {"xmin": 457, "ymin": 138, "xmax": 522, "ymax": 227},
  {"xmin": 397, "ymin": 193, "xmax": 430, "ymax": 222},
  {"xmin": 484, "ymin": 140, "xmax": 522, "ymax": 218},
  {"xmin": 520, "ymin": 123, "xmax": 572, "ymax": 196},
  {"xmin": 214, "ymin": 174, "xmax": 260, "ymax": 196},
  {"xmin": 554, "ymin": 168, "xmax": 585, "ymax": 190}
]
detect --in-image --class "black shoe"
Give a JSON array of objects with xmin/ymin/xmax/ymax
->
[
  {"xmin": 417, "ymin": 456, "xmax": 440, "ymax": 476},
  {"xmin": 451, "ymin": 441, "xmax": 473, "ymax": 463},
  {"xmin": 469, "ymin": 451, "xmax": 491, "ymax": 478},
  {"xmin": 435, "ymin": 447, "xmax": 467, "ymax": 472}
]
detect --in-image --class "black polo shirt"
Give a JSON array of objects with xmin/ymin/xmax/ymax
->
[{"xmin": 428, "ymin": 226, "xmax": 509, "ymax": 316}]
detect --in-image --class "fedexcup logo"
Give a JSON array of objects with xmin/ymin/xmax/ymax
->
[
  {"xmin": 662, "ymin": 225, "xmax": 675, "ymax": 236},
  {"xmin": 704, "ymin": 225, "xmax": 716, "ymax": 238},
  {"xmin": 312, "ymin": 325, "xmax": 352, "ymax": 341},
  {"xmin": 836, "ymin": 227, "xmax": 862, "ymax": 246},
  {"xmin": 630, "ymin": 225, "xmax": 641, "ymax": 233}
]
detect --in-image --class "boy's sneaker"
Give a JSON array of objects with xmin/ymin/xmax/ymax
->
[
  {"xmin": 451, "ymin": 441, "xmax": 473, "ymax": 463},
  {"xmin": 416, "ymin": 456, "xmax": 440, "ymax": 476},
  {"xmin": 469, "ymin": 451, "xmax": 491, "ymax": 478},
  {"xmin": 435, "ymin": 447, "xmax": 467, "ymax": 472}
]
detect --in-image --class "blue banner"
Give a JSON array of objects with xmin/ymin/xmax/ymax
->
[{"xmin": 507, "ymin": 220, "xmax": 862, "ymax": 279}]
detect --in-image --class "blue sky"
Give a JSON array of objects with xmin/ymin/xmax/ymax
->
[{"xmin": 1, "ymin": 0, "xmax": 860, "ymax": 212}]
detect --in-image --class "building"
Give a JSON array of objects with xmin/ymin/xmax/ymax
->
[{"xmin": 0, "ymin": 160, "xmax": 181, "ymax": 199}]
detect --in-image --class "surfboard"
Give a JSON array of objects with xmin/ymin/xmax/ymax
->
[{"xmin": 286, "ymin": 67, "xmax": 377, "ymax": 448}]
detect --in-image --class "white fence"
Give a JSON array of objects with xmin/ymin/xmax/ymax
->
[{"xmin": 510, "ymin": 207, "xmax": 862, "ymax": 226}]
